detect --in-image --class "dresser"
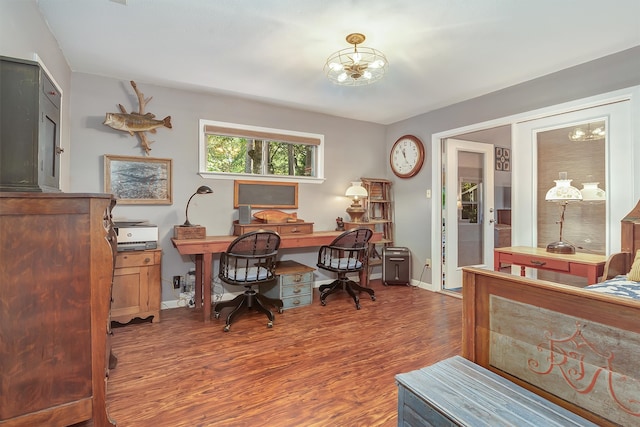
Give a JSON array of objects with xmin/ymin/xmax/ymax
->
[
  {"xmin": 260, "ymin": 260, "xmax": 315, "ymax": 310},
  {"xmin": 112, "ymin": 249, "xmax": 162, "ymax": 324},
  {"xmin": 0, "ymin": 193, "xmax": 116, "ymax": 426}
]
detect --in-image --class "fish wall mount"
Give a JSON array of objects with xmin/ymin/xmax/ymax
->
[{"xmin": 103, "ymin": 80, "xmax": 172, "ymax": 154}]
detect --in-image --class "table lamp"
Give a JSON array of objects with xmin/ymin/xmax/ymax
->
[
  {"xmin": 545, "ymin": 172, "xmax": 582, "ymax": 254},
  {"xmin": 174, "ymin": 185, "xmax": 213, "ymax": 239},
  {"xmin": 345, "ymin": 182, "xmax": 368, "ymax": 223}
]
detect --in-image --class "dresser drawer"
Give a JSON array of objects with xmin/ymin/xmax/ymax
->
[
  {"xmin": 280, "ymin": 270, "xmax": 314, "ymax": 285},
  {"xmin": 115, "ymin": 250, "xmax": 161, "ymax": 268},
  {"xmin": 282, "ymin": 293, "xmax": 313, "ymax": 310},
  {"xmin": 510, "ymin": 253, "xmax": 569, "ymax": 272},
  {"xmin": 281, "ymin": 282, "xmax": 312, "ymax": 298}
]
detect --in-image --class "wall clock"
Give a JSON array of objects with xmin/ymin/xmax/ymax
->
[{"xmin": 390, "ymin": 135, "xmax": 425, "ymax": 178}]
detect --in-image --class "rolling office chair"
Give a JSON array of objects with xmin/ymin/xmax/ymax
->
[
  {"xmin": 317, "ymin": 227, "xmax": 375, "ymax": 310},
  {"xmin": 214, "ymin": 230, "xmax": 282, "ymax": 332}
]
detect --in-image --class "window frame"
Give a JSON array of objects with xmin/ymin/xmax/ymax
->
[{"xmin": 199, "ymin": 119, "xmax": 325, "ymax": 183}]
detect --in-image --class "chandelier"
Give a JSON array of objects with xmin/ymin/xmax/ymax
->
[
  {"xmin": 568, "ymin": 122, "xmax": 606, "ymax": 141},
  {"xmin": 324, "ymin": 33, "xmax": 388, "ymax": 86}
]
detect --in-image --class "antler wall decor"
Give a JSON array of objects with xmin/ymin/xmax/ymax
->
[{"xmin": 103, "ymin": 80, "xmax": 172, "ymax": 154}]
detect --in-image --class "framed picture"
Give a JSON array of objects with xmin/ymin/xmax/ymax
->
[
  {"xmin": 233, "ymin": 180, "xmax": 298, "ymax": 209},
  {"xmin": 104, "ymin": 154, "xmax": 172, "ymax": 205},
  {"xmin": 495, "ymin": 147, "xmax": 511, "ymax": 171}
]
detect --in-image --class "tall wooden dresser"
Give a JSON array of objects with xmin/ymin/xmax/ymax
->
[{"xmin": 0, "ymin": 193, "xmax": 116, "ymax": 426}]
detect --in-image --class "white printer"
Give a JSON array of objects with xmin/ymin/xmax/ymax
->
[{"xmin": 114, "ymin": 221, "xmax": 158, "ymax": 251}]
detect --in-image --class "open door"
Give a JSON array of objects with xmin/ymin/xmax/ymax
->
[{"xmin": 443, "ymin": 138, "xmax": 495, "ymax": 290}]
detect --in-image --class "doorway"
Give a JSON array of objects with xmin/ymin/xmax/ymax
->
[{"xmin": 442, "ymin": 138, "xmax": 496, "ymax": 291}]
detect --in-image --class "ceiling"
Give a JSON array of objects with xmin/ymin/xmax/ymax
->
[{"xmin": 36, "ymin": 0, "xmax": 640, "ymax": 125}]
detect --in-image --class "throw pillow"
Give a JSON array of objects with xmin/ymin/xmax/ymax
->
[{"xmin": 627, "ymin": 249, "xmax": 640, "ymax": 281}]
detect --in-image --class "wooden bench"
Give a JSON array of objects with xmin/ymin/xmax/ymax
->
[{"xmin": 396, "ymin": 356, "xmax": 596, "ymax": 427}]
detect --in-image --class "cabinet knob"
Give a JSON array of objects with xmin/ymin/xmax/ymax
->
[
  {"xmin": 144, "ymin": 257, "xmax": 151, "ymax": 264},
  {"xmin": 56, "ymin": 147, "xmax": 64, "ymax": 154},
  {"xmin": 48, "ymin": 91, "xmax": 57, "ymax": 96}
]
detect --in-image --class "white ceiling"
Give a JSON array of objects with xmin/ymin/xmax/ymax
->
[{"xmin": 36, "ymin": 0, "xmax": 640, "ymax": 125}]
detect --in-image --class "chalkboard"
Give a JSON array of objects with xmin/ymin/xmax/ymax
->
[{"xmin": 234, "ymin": 180, "xmax": 298, "ymax": 209}]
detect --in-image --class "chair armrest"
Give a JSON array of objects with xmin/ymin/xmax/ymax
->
[{"xmin": 601, "ymin": 251, "xmax": 632, "ymax": 281}]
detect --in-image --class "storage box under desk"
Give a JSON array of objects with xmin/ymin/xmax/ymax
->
[{"xmin": 260, "ymin": 260, "xmax": 315, "ymax": 310}]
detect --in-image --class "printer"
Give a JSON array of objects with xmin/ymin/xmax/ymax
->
[{"xmin": 114, "ymin": 221, "xmax": 158, "ymax": 251}]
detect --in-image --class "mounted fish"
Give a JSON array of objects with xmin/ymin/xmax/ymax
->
[{"xmin": 103, "ymin": 80, "xmax": 171, "ymax": 154}]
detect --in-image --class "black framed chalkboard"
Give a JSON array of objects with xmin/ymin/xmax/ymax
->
[{"xmin": 234, "ymin": 180, "xmax": 298, "ymax": 209}]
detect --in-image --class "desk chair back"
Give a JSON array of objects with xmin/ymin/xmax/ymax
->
[{"xmin": 219, "ymin": 230, "xmax": 280, "ymax": 287}]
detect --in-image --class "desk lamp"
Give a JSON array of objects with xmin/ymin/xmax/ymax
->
[
  {"xmin": 345, "ymin": 182, "xmax": 368, "ymax": 223},
  {"xmin": 182, "ymin": 185, "xmax": 213, "ymax": 226},
  {"xmin": 545, "ymin": 172, "xmax": 582, "ymax": 254}
]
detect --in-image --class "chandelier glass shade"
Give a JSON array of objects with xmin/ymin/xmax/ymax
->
[
  {"xmin": 568, "ymin": 123, "xmax": 606, "ymax": 141},
  {"xmin": 325, "ymin": 33, "xmax": 388, "ymax": 86}
]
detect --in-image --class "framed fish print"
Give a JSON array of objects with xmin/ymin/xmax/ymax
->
[{"xmin": 104, "ymin": 154, "xmax": 172, "ymax": 205}]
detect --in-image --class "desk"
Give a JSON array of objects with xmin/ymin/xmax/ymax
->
[
  {"xmin": 494, "ymin": 246, "xmax": 607, "ymax": 285},
  {"xmin": 172, "ymin": 230, "xmax": 381, "ymax": 321}
]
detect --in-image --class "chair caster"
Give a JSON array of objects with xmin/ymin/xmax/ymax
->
[
  {"xmin": 214, "ymin": 312, "xmax": 221, "ymax": 319},
  {"xmin": 320, "ymin": 300, "xmax": 326, "ymax": 306},
  {"xmin": 278, "ymin": 308, "xmax": 284, "ymax": 314},
  {"xmin": 267, "ymin": 321, "xmax": 273, "ymax": 328},
  {"xmin": 371, "ymin": 295, "xmax": 376, "ymax": 301},
  {"xmin": 223, "ymin": 324, "xmax": 231, "ymax": 332},
  {"xmin": 355, "ymin": 303, "xmax": 361, "ymax": 310}
]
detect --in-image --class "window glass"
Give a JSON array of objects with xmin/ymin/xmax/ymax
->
[{"xmin": 200, "ymin": 120, "xmax": 323, "ymax": 181}]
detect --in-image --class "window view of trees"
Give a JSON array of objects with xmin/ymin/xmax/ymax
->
[{"xmin": 206, "ymin": 135, "xmax": 315, "ymax": 177}]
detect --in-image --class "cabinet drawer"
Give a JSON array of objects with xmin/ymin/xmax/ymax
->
[
  {"xmin": 115, "ymin": 250, "xmax": 161, "ymax": 268},
  {"xmin": 281, "ymin": 282, "xmax": 312, "ymax": 298},
  {"xmin": 278, "ymin": 223, "xmax": 314, "ymax": 235},
  {"xmin": 282, "ymin": 293, "xmax": 312, "ymax": 309},
  {"xmin": 280, "ymin": 271, "xmax": 314, "ymax": 285},
  {"xmin": 511, "ymin": 254, "xmax": 569, "ymax": 271}
]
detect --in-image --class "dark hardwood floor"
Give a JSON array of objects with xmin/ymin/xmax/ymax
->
[{"xmin": 105, "ymin": 281, "xmax": 462, "ymax": 426}]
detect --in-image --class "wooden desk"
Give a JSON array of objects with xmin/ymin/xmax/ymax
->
[
  {"xmin": 172, "ymin": 230, "xmax": 381, "ymax": 321},
  {"xmin": 494, "ymin": 246, "xmax": 607, "ymax": 285}
]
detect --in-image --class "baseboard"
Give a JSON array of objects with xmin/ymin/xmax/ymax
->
[{"xmin": 162, "ymin": 272, "xmax": 409, "ymax": 310}]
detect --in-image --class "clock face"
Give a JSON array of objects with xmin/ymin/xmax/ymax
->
[{"xmin": 390, "ymin": 135, "xmax": 425, "ymax": 178}]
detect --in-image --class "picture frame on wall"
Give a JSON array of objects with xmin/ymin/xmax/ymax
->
[
  {"xmin": 104, "ymin": 154, "xmax": 172, "ymax": 205},
  {"xmin": 495, "ymin": 147, "xmax": 511, "ymax": 171}
]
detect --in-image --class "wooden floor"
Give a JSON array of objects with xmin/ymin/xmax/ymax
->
[{"xmin": 105, "ymin": 281, "xmax": 462, "ymax": 427}]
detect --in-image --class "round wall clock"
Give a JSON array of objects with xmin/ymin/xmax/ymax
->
[{"xmin": 390, "ymin": 135, "xmax": 425, "ymax": 178}]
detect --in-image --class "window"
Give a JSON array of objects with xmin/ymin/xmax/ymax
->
[
  {"xmin": 199, "ymin": 120, "xmax": 324, "ymax": 182},
  {"xmin": 459, "ymin": 179, "xmax": 480, "ymax": 223}
]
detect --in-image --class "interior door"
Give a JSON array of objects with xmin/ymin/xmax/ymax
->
[{"xmin": 443, "ymin": 138, "xmax": 495, "ymax": 290}]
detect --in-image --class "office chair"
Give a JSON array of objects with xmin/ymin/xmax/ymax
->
[
  {"xmin": 214, "ymin": 230, "xmax": 282, "ymax": 331},
  {"xmin": 317, "ymin": 228, "xmax": 375, "ymax": 309}
]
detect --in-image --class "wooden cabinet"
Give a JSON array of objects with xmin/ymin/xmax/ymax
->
[
  {"xmin": 260, "ymin": 260, "xmax": 315, "ymax": 310},
  {"xmin": 0, "ymin": 193, "xmax": 116, "ymax": 426},
  {"xmin": 112, "ymin": 249, "xmax": 162, "ymax": 324},
  {"xmin": 0, "ymin": 56, "xmax": 62, "ymax": 192}
]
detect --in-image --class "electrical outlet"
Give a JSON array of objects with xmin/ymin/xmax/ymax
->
[
  {"xmin": 173, "ymin": 275, "xmax": 181, "ymax": 289},
  {"xmin": 425, "ymin": 258, "xmax": 431, "ymax": 268}
]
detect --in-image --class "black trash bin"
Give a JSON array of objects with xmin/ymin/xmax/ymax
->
[{"xmin": 382, "ymin": 247, "xmax": 411, "ymax": 286}]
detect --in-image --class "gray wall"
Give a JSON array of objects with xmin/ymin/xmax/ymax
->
[
  {"xmin": 386, "ymin": 46, "xmax": 640, "ymax": 285},
  {"xmin": 69, "ymin": 73, "xmax": 386, "ymax": 301},
  {"xmin": 4, "ymin": 1, "xmax": 640, "ymax": 300}
]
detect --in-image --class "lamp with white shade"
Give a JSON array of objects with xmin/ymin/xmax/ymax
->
[
  {"xmin": 345, "ymin": 182, "xmax": 368, "ymax": 222},
  {"xmin": 545, "ymin": 172, "xmax": 582, "ymax": 254}
]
